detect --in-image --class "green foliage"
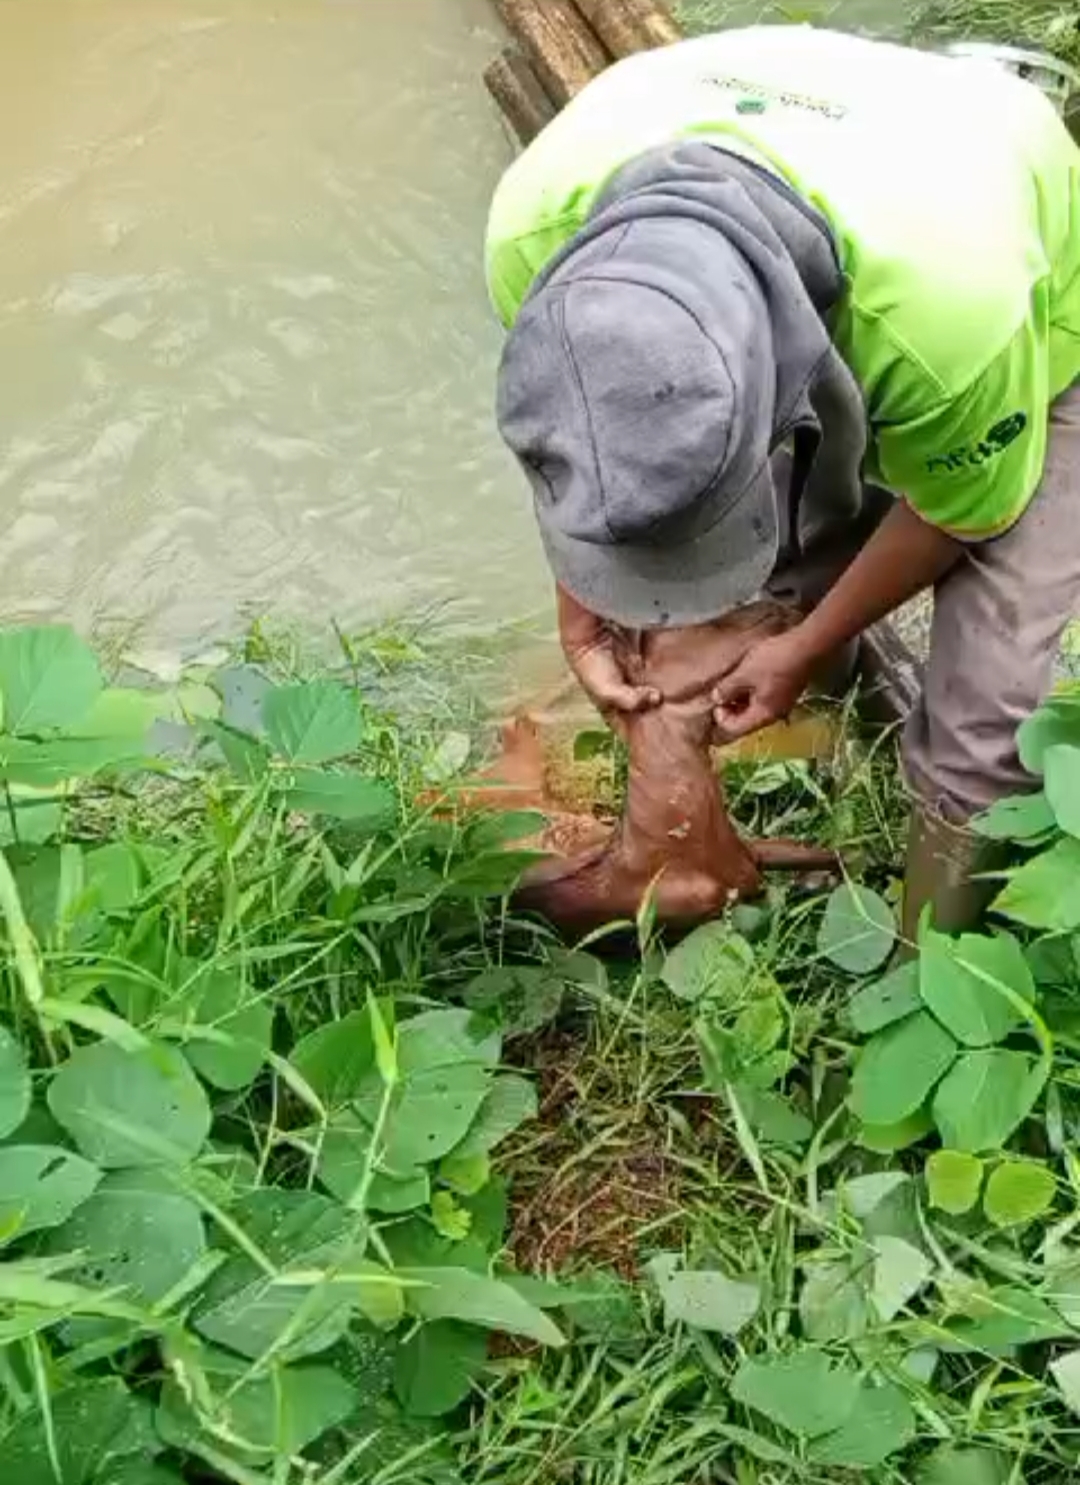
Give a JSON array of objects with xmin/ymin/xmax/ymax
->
[
  {"xmin": 6, "ymin": 633, "xmax": 1080, "ymax": 1483},
  {"xmin": 848, "ymin": 1011, "xmax": 956, "ymax": 1125},
  {"xmin": 817, "ymin": 883, "xmax": 896, "ymax": 973},
  {"xmin": 0, "ymin": 625, "xmax": 574, "ymax": 1485},
  {"xmin": 919, "ymin": 927, "xmax": 1034, "ymax": 1046},
  {"xmin": 983, "ymin": 1159, "xmax": 1056, "ymax": 1228},
  {"xmin": 926, "ymin": 1149, "xmax": 984, "ymax": 1215},
  {"xmin": 0, "ymin": 1023, "xmax": 30, "ymax": 1138},
  {"xmin": 649, "ymin": 1254, "xmax": 761, "ymax": 1335},
  {"xmin": 731, "ymin": 1349, "xmax": 861, "ymax": 1436},
  {"xmin": 933, "ymin": 1048, "xmax": 1046, "ymax": 1152}
]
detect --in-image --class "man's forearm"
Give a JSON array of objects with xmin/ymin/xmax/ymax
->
[{"xmin": 794, "ymin": 500, "xmax": 964, "ymax": 662}]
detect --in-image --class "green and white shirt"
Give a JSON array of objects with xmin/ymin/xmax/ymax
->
[{"xmin": 485, "ymin": 27, "xmax": 1080, "ymax": 538}]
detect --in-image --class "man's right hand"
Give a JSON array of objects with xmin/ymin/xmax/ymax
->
[{"xmin": 557, "ymin": 586, "xmax": 661, "ymax": 737}]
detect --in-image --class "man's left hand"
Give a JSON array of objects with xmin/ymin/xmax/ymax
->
[{"xmin": 711, "ymin": 628, "xmax": 815, "ymax": 740}]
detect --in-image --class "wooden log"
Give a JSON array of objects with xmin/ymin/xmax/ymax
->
[
  {"xmin": 572, "ymin": 0, "xmax": 681, "ymax": 57},
  {"xmin": 494, "ymin": 0, "xmax": 610, "ymax": 106},
  {"xmin": 484, "ymin": 47, "xmax": 558, "ymax": 145}
]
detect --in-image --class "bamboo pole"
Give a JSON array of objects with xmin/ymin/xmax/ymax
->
[
  {"xmin": 484, "ymin": 47, "xmax": 558, "ymax": 145},
  {"xmin": 572, "ymin": 0, "xmax": 681, "ymax": 58},
  {"xmin": 493, "ymin": 0, "xmax": 611, "ymax": 106}
]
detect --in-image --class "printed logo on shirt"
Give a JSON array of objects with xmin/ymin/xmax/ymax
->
[
  {"xmin": 925, "ymin": 412, "xmax": 1028, "ymax": 475},
  {"xmin": 704, "ymin": 75, "xmax": 849, "ymax": 121}
]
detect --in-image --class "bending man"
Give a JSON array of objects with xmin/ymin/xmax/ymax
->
[{"xmin": 486, "ymin": 25, "xmax": 1080, "ymax": 936}]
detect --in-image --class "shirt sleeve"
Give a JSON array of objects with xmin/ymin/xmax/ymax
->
[{"xmin": 873, "ymin": 317, "xmax": 1049, "ymax": 540}]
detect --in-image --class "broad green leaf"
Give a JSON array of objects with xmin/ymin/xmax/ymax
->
[
  {"xmin": 920, "ymin": 928, "xmax": 1034, "ymax": 1047},
  {"xmin": 369, "ymin": 1166, "xmax": 431, "ymax": 1214},
  {"xmin": 446, "ymin": 848, "xmax": 546, "ymax": 899},
  {"xmin": 200, "ymin": 718, "xmax": 271, "ymax": 782},
  {"xmin": 85, "ymin": 842, "xmax": 143, "ymax": 914},
  {"xmin": 0, "ymin": 1145, "xmax": 100, "ymax": 1245},
  {"xmin": 262, "ymin": 680, "xmax": 362, "ymax": 764},
  {"xmin": 972, "ymin": 790, "xmax": 1057, "ymax": 841},
  {"xmin": 847, "ymin": 960, "xmax": 921, "ymax": 1036},
  {"xmin": 217, "ymin": 663, "xmax": 272, "ymax": 735},
  {"xmin": 733, "ymin": 996, "xmax": 784, "ymax": 1059},
  {"xmin": 818, "ymin": 884, "xmax": 895, "ymax": 974},
  {"xmin": 367, "ymin": 1065, "xmax": 490, "ymax": 1170},
  {"xmin": 48, "ymin": 1039, "xmax": 212, "ymax": 1167},
  {"xmin": 354, "ymin": 1010, "xmax": 499, "ymax": 1170},
  {"xmin": 439, "ymin": 1153, "xmax": 490, "ymax": 1197},
  {"xmin": 463, "ymin": 965, "xmax": 564, "ymax": 1036},
  {"xmin": 0, "ymin": 1377, "xmax": 155, "ymax": 1485},
  {"xmin": 0, "ymin": 1022, "xmax": 30, "ymax": 1139},
  {"xmin": 1046, "ymin": 744, "xmax": 1080, "ymax": 836},
  {"xmin": 0, "ymin": 734, "xmax": 148, "ymax": 787},
  {"xmin": 46, "ymin": 1168, "xmax": 204, "ymax": 1327},
  {"xmin": 841, "ymin": 1171, "xmax": 911, "ymax": 1225},
  {"xmin": 849, "ymin": 1012, "xmax": 957, "ymax": 1126},
  {"xmin": 317, "ymin": 1109, "xmax": 374, "ymax": 1206},
  {"xmin": 917, "ymin": 1446, "xmax": 1013, "ymax": 1485},
  {"xmin": 394, "ymin": 1320, "xmax": 488, "ymax": 1417},
  {"xmin": 857, "ymin": 1108, "xmax": 934, "ymax": 1153},
  {"xmin": 650, "ymin": 1258, "xmax": 761, "ymax": 1335},
  {"xmin": 732, "ymin": 1083, "xmax": 812, "ymax": 1147},
  {"xmin": 0, "ymin": 789, "xmax": 63, "ymax": 846},
  {"xmin": 1027, "ymin": 934, "xmax": 1080, "ymax": 987},
  {"xmin": 993, "ymin": 837, "xmax": 1080, "ymax": 930},
  {"xmin": 0, "ymin": 625, "xmax": 102, "ymax": 732},
  {"xmin": 799, "ymin": 1258, "xmax": 870, "ymax": 1342},
  {"xmin": 572, "ymin": 727, "xmax": 613, "ymax": 761},
  {"xmin": 157, "ymin": 1352, "xmax": 355, "ymax": 1464},
  {"xmin": 395, "ymin": 1009, "xmax": 500, "ymax": 1074},
  {"xmin": 947, "ymin": 1284, "xmax": 1074, "ymax": 1351},
  {"xmin": 731, "ymin": 1349, "xmax": 861, "ymax": 1437},
  {"xmin": 285, "ymin": 769, "xmax": 396, "ymax": 827},
  {"xmin": 316, "ymin": 1109, "xmax": 431, "ymax": 1213},
  {"xmin": 467, "ymin": 810, "xmax": 548, "ymax": 851},
  {"xmin": 446, "ymin": 1075, "xmax": 537, "ymax": 1161},
  {"xmin": 290, "ymin": 1006, "xmax": 377, "ymax": 1106},
  {"xmin": 932, "ymin": 1048, "xmax": 1047, "ymax": 1152},
  {"xmin": 926, "ymin": 1150, "xmax": 984, "ymax": 1215},
  {"xmin": 469, "ymin": 807, "xmax": 549, "ymax": 855},
  {"xmin": 984, "ymin": 1159, "xmax": 1056, "ymax": 1228},
  {"xmin": 400, "ymin": 1266, "xmax": 565, "ymax": 1346},
  {"xmin": 193, "ymin": 1189, "xmax": 360, "ymax": 1360},
  {"xmin": 872, "ymin": 1236, "xmax": 932, "ymax": 1322},
  {"xmin": 1044, "ymin": 1247, "xmax": 1080, "ymax": 1327},
  {"xmin": 1018, "ymin": 694, "xmax": 1080, "ymax": 774},
  {"xmin": 661, "ymin": 925, "xmax": 757, "ymax": 1004},
  {"xmin": 1052, "ymin": 1348, "xmax": 1080, "ymax": 1416},
  {"xmin": 76, "ymin": 686, "xmax": 164, "ymax": 740},
  {"xmin": 808, "ymin": 1381, "xmax": 916, "ymax": 1468},
  {"xmin": 174, "ymin": 964, "xmax": 274, "ymax": 1092}
]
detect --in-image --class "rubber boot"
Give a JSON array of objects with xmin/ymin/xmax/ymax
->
[{"xmin": 900, "ymin": 800, "xmax": 1007, "ymax": 946}]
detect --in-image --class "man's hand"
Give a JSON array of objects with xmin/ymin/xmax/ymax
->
[
  {"xmin": 714, "ymin": 500, "xmax": 964, "ymax": 743},
  {"xmin": 558, "ymin": 585, "xmax": 660, "ymax": 735},
  {"xmin": 712, "ymin": 628, "xmax": 814, "ymax": 740}
]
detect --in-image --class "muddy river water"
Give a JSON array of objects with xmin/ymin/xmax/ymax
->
[{"xmin": 0, "ymin": 0, "xmax": 919, "ymax": 656}]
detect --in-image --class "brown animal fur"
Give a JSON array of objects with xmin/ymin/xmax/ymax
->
[{"xmin": 509, "ymin": 602, "xmax": 838, "ymax": 935}]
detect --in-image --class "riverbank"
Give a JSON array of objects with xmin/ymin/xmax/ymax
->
[{"xmin": 2, "ymin": 620, "xmax": 1080, "ymax": 1484}]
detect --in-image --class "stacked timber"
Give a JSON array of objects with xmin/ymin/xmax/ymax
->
[{"xmin": 484, "ymin": 0, "xmax": 681, "ymax": 145}]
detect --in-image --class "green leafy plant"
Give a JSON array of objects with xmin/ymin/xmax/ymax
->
[{"xmin": 0, "ymin": 624, "xmax": 588, "ymax": 1485}]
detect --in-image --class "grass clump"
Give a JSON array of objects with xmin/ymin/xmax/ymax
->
[{"xmin": 678, "ymin": 0, "xmax": 1080, "ymax": 67}]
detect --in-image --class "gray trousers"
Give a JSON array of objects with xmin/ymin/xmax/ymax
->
[{"xmin": 771, "ymin": 383, "xmax": 1080, "ymax": 823}]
